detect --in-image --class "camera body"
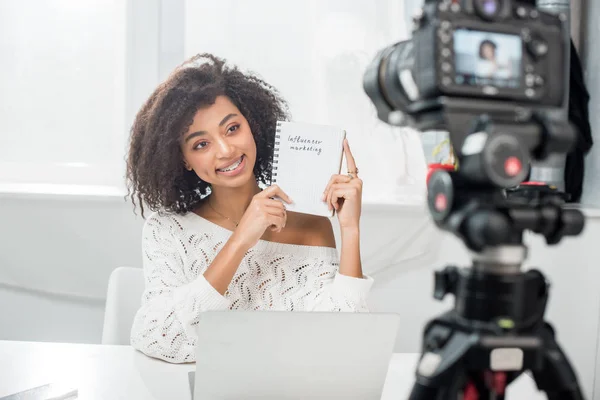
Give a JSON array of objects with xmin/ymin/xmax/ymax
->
[
  {"xmin": 364, "ymin": 0, "xmax": 579, "ymax": 247},
  {"xmin": 415, "ymin": 0, "xmax": 565, "ymax": 105},
  {"xmin": 364, "ymin": 0, "xmax": 568, "ymax": 133}
]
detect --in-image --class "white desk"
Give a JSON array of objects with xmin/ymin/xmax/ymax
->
[{"xmin": 0, "ymin": 340, "xmax": 547, "ymax": 399}]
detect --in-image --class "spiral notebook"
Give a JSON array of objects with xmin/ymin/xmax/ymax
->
[{"xmin": 272, "ymin": 120, "xmax": 346, "ymax": 217}]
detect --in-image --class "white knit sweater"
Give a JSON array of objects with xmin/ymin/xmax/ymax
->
[{"xmin": 130, "ymin": 211, "xmax": 374, "ymax": 363}]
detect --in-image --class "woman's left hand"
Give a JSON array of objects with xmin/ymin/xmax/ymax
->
[{"xmin": 322, "ymin": 138, "xmax": 362, "ymax": 230}]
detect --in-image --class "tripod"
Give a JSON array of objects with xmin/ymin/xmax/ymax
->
[{"xmin": 408, "ymin": 111, "xmax": 586, "ymax": 399}]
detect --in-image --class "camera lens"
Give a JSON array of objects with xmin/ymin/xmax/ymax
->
[
  {"xmin": 482, "ymin": 0, "xmax": 498, "ymax": 15},
  {"xmin": 475, "ymin": 0, "xmax": 502, "ymax": 20}
]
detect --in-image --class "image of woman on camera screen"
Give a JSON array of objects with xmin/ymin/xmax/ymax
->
[{"xmin": 476, "ymin": 38, "xmax": 512, "ymax": 80}]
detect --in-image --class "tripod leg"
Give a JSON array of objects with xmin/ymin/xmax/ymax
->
[
  {"xmin": 408, "ymin": 328, "xmax": 472, "ymax": 400},
  {"xmin": 531, "ymin": 323, "xmax": 585, "ymax": 400}
]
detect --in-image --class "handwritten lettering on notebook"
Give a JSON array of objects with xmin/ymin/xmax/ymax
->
[{"xmin": 271, "ymin": 121, "xmax": 346, "ymax": 217}]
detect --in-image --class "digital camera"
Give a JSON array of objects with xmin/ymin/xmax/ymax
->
[{"xmin": 363, "ymin": 0, "xmax": 569, "ymax": 133}]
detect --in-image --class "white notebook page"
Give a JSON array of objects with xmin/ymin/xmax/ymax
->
[{"xmin": 272, "ymin": 121, "xmax": 346, "ymax": 217}]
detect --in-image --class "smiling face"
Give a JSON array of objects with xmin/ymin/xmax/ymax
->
[
  {"xmin": 181, "ymin": 95, "xmax": 257, "ymax": 190},
  {"xmin": 481, "ymin": 43, "xmax": 496, "ymax": 60}
]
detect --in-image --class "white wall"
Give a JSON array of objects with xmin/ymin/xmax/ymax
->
[
  {"xmin": 0, "ymin": 195, "xmax": 144, "ymax": 343},
  {"xmin": 582, "ymin": 0, "xmax": 600, "ymax": 207}
]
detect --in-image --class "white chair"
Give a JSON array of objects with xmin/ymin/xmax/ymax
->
[{"xmin": 101, "ymin": 266, "xmax": 145, "ymax": 345}]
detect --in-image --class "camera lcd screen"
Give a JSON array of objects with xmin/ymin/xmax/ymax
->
[{"xmin": 453, "ymin": 29, "xmax": 522, "ymax": 89}]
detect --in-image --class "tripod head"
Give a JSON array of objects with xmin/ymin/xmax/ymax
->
[{"xmin": 424, "ymin": 98, "xmax": 585, "ymax": 254}]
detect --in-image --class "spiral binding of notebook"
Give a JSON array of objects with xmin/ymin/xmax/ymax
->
[{"xmin": 271, "ymin": 120, "xmax": 282, "ymax": 185}]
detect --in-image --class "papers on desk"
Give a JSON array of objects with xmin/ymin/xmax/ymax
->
[{"xmin": 0, "ymin": 383, "xmax": 77, "ymax": 400}]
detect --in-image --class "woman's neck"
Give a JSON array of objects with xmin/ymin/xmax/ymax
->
[{"xmin": 208, "ymin": 179, "xmax": 262, "ymax": 223}]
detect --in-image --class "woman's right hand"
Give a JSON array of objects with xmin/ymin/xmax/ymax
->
[{"xmin": 230, "ymin": 185, "xmax": 293, "ymax": 250}]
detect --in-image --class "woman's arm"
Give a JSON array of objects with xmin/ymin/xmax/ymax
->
[
  {"xmin": 314, "ymin": 216, "xmax": 364, "ymax": 279},
  {"xmin": 322, "ymin": 138, "xmax": 365, "ymax": 279},
  {"xmin": 130, "ymin": 214, "xmax": 237, "ymax": 363},
  {"xmin": 202, "ymin": 236, "xmax": 250, "ymax": 294},
  {"xmin": 339, "ymin": 226, "xmax": 363, "ymax": 278},
  {"xmin": 302, "ymin": 217, "xmax": 372, "ymax": 312},
  {"xmin": 204, "ymin": 184, "xmax": 292, "ymax": 293},
  {"xmin": 312, "ymin": 139, "xmax": 373, "ymax": 310}
]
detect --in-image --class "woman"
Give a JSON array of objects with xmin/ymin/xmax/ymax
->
[
  {"xmin": 126, "ymin": 53, "xmax": 373, "ymax": 363},
  {"xmin": 476, "ymin": 39, "xmax": 511, "ymax": 80}
]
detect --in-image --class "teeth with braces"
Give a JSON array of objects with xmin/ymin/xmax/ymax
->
[{"xmin": 218, "ymin": 157, "xmax": 242, "ymax": 172}]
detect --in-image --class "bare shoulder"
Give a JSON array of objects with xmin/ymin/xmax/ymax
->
[{"xmin": 287, "ymin": 212, "xmax": 336, "ymax": 248}]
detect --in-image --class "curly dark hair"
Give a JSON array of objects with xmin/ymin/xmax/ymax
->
[
  {"xmin": 479, "ymin": 39, "xmax": 497, "ymax": 59},
  {"xmin": 125, "ymin": 53, "xmax": 290, "ymax": 217}
]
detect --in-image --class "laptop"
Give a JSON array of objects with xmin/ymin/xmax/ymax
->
[{"xmin": 192, "ymin": 311, "xmax": 401, "ymax": 400}]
